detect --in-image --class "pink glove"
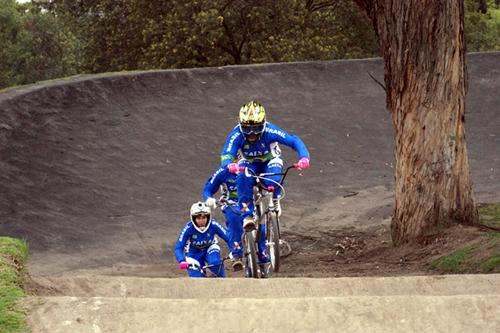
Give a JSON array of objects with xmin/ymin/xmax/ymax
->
[
  {"xmin": 179, "ymin": 261, "xmax": 189, "ymax": 270},
  {"xmin": 296, "ymin": 157, "xmax": 310, "ymax": 170},
  {"xmin": 227, "ymin": 162, "xmax": 239, "ymax": 174}
]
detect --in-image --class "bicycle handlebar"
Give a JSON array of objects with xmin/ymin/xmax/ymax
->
[
  {"xmin": 221, "ymin": 164, "xmax": 300, "ymax": 204},
  {"xmin": 238, "ymin": 164, "xmax": 297, "ymax": 179},
  {"xmin": 180, "ymin": 256, "xmax": 230, "ymax": 272},
  {"xmin": 238, "ymin": 165, "xmax": 299, "ymax": 199}
]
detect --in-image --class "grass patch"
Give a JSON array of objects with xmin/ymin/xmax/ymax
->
[
  {"xmin": 431, "ymin": 204, "xmax": 500, "ymax": 273},
  {"xmin": 478, "ymin": 203, "xmax": 500, "ymax": 228},
  {"xmin": 431, "ymin": 245, "xmax": 475, "ymax": 271},
  {"xmin": 480, "ymin": 255, "xmax": 500, "ymax": 272},
  {"xmin": 431, "ymin": 239, "xmax": 500, "ymax": 273},
  {"xmin": 0, "ymin": 237, "xmax": 29, "ymax": 333}
]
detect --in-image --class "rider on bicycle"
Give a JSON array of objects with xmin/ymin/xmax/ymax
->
[
  {"xmin": 203, "ymin": 164, "xmax": 269, "ymax": 271},
  {"xmin": 219, "ymin": 100, "xmax": 310, "ymax": 251},
  {"xmin": 174, "ymin": 201, "xmax": 231, "ymax": 278}
]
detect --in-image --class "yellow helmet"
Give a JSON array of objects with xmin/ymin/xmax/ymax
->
[
  {"xmin": 239, "ymin": 101, "xmax": 266, "ymax": 139},
  {"xmin": 239, "ymin": 101, "xmax": 266, "ymax": 125}
]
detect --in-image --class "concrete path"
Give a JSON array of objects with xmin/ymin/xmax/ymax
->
[{"xmin": 26, "ymin": 274, "xmax": 500, "ymax": 333}]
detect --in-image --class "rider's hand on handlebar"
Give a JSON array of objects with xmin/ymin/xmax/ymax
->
[
  {"xmin": 295, "ymin": 157, "xmax": 310, "ymax": 170},
  {"xmin": 205, "ymin": 197, "xmax": 217, "ymax": 209},
  {"xmin": 227, "ymin": 162, "xmax": 239, "ymax": 174},
  {"xmin": 179, "ymin": 261, "xmax": 189, "ymax": 270}
]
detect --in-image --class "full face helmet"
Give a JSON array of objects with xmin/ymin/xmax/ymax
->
[
  {"xmin": 239, "ymin": 101, "xmax": 267, "ymax": 143},
  {"xmin": 190, "ymin": 201, "xmax": 211, "ymax": 233}
]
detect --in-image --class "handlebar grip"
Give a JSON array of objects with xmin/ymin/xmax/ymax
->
[
  {"xmin": 187, "ymin": 263, "xmax": 202, "ymax": 270},
  {"xmin": 238, "ymin": 166, "xmax": 246, "ymax": 172}
]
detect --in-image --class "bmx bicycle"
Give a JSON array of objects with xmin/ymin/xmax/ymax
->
[{"xmin": 238, "ymin": 164, "xmax": 297, "ymax": 278}]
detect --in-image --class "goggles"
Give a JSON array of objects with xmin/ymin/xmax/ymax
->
[{"xmin": 240, "ymin": 123, "xmax": 265, "ymax": 135}]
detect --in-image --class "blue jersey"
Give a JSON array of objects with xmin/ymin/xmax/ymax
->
[
  {"xmin": 203, "ymin": 167, "xmax": 238, "ymax": 204},
  {"xmin": 220, "ymin": 122, "xmax": 310, "ymax": 167},
  {"xmin": 174, "ymin": 219, "xmax": 230, "ymax": 263}
]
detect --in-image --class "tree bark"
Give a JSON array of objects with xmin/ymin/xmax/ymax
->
[{"xmin": 353, "ymin": 0, "xmax": 478, "ymax": 245}]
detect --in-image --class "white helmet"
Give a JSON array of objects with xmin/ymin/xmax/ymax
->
[{"xmin": 190, "ymin": 201, "xmax": 211, "ymax": 233}]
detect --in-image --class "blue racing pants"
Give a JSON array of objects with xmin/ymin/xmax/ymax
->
[
  {"xmin": 224, "ymin": 204, "xmax": 268, "ymax": 261},
  {"xmin": 185, "ymin": 244, "xmax": 225, "ymax": 278},
  {"xmin": 222, "ymin": 204, "xmax": 244, "ymax": 257}
]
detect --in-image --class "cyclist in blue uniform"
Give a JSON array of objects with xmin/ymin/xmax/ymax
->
[
  {"xmin": 219, "ymin": 100, "xmax": 310, "ymax": 254},
  {"xmin": 203, "ymin": 165, "xmax": 268, "ymax": 271},
  {"xmin": 175, "ymin": 201, "xmax": 231, "ymax": 278}
]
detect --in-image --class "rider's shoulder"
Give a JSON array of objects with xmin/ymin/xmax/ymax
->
[
  {"xmin": 264, "ymin": 122, "xmax": 288, "ymax": 137},
  {"xmin": 212, "ymin": 166, "xmax": 226, "ymax": 178},
  {"xmin": 224, "ymin": 125, "xmax": 243, "ymax": 142},
  {"xmin": 210, "ymin": 219, "xmax": 225, "ymax": 229},
  {"xmin": 213, "ymin": 166, "xmax": 233, "ymax": 181},
  {"xmin": 265, "ymin": 122, "xmax": 284, "ymax": 129},
  {"xmin": 178, "ymin": 221, "xmax": 193, "ymax": 238},
  {"xmin": 228, "ymin": 124, "xmax": 241, "ymax": 134}
]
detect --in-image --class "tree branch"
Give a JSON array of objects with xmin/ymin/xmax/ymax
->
[
  {"xmin": 305, "ymin": 0, "xmax": 342, "ymax": 12},
  {"xmin": 367, "ymin": 71, "xmax": 385, "ymax": 92}
]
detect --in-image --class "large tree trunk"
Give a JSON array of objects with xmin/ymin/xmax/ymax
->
[{"xmin": 354, "ymin": 0, "xmax": 478, "ymax": 245}]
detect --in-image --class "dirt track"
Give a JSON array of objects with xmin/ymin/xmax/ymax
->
[
  {"xmin": 1, "ymin": 53, "xmax": 499, "ymax": 276},
  {"xmin": 1, "ymin": 53, "xmax": 499, "ymax": 331}
]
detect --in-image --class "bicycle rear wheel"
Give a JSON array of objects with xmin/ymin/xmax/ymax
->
[
  {"xmin": 243, "ymin": 230, "xmax": 260, "ymax": 278},
  {"xmin": 266, "ymin": 212, "xmax": 281, "ymax": 273}
]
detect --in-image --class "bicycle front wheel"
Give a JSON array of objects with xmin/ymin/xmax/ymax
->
[
  {"xmin": 243, "ymin": 230, "xmax": 260, "ymax": 278},
  {"xmin": 266, "ymin": 212, "xmax": 281, "ymax": 273}
]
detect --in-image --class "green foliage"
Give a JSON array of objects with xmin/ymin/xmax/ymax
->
[
  {"xmin": 47, "ymin": 0, "xmax": 378, "ymax": 72},
  {"xmin": 0, "ymin": 237, "xmax": 29, "ymax": 333},
  {"xmin": 0, "ymin": 0, "xmax": 80, "ymax": 89},
  {"xmin": 18, "ymin": 8, "xmax": 80, "ymax": 84},
  {"xmin": 1, "ymin": 0, "xmax": 498, "ymax": 87},
  {"xmin": 0, "ymin": 0, "xmax": 24, "ymax": 87},
  {"xmin": 465, "ymin": 0, "xmax": 500, "ymax": 51}
]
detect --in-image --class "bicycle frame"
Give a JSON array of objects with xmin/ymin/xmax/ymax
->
[
  {"xmin": 241, "ymin": 165, "xmax": 297, "ymax": 276},
  {"xmin": 248, "ymin": 164, "xmax": 296, "ymax": 228}
]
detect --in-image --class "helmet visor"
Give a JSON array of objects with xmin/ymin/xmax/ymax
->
[{"xmin": 240, "ymin": 123, "xmax": 265, "ymax": 135}]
